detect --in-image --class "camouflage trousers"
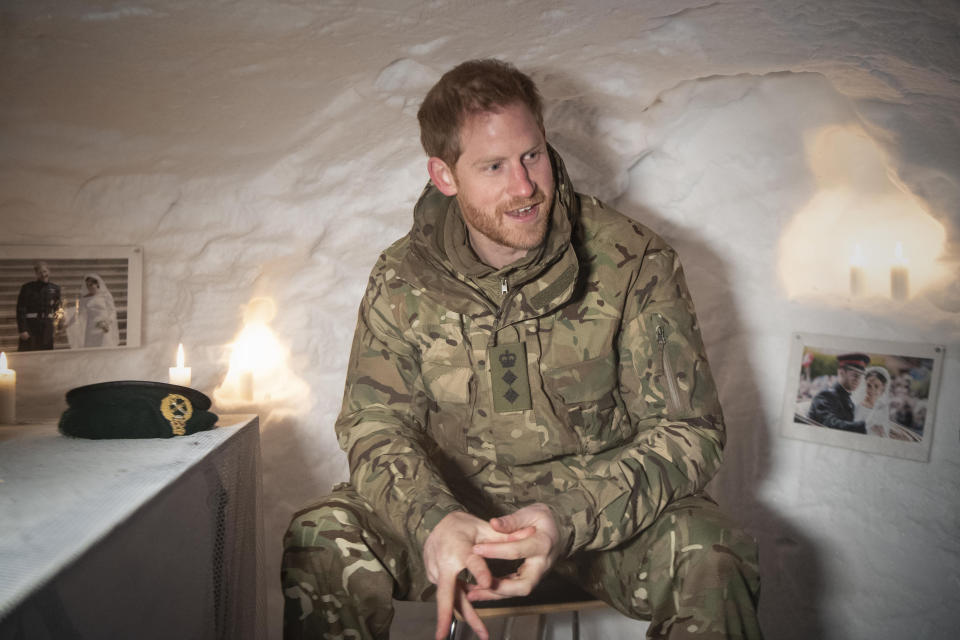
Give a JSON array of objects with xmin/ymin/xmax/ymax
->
[{"xmin": 281, "ymin": 485, "xmax": 762, "ymax": 639}]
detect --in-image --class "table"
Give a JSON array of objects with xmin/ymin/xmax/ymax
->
[{"xmin": 0, "ymin": 415, "xmax": 264, "ymax": 640}]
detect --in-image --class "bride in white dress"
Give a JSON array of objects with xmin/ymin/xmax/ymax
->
[
  {"xmin": 853, "ymin": 365, "xmax": 892, "ymax": 438},
  {"xmin": 65, "ymin": 273, "xmax": 119, "ymax": 348}
]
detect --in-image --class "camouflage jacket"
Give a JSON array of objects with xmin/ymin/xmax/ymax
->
[{"xmin": 335, "ymin": 150, "xmax": 725, "ymax": 557}]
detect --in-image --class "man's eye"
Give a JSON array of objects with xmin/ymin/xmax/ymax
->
[
  {"xmin": 524, "ymin": 151, "xmax": 540, "ymax": 162},
  {"xmin": 487, "ymin": 162, "xmax": 501, "ymax": 172}
]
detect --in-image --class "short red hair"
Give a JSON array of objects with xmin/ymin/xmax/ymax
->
[{"xmin": 417, "ymin": 59, "xmax": 544, "ymax": 168}]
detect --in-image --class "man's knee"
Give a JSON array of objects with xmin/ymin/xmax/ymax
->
[
  {"xmin": 590, "ymin": 496, "xmax": 760, "ymax": 632},
  {"xmin": 281, "ymin": 487, "xmax": 398, "ymax": 639},
  {"xmin": 282, "ymin": 494, "xmax": 364, "ymax": 608},
  {"xmin": 286, "ymin": 482, "xmax": 376, "ymax": 543},
  {"xmin": 664, "ymin": 497, "xmax": 760, "ymax": 592},
  {"xmin": 652, "ymin": 499, "xmax": 762, "ymax": 638},
  {"xmin": 678, "ymin": 526, "xmax": 759, "ymax": 597},
  {"xmin": 284, "ymin": 499, "xmax": 359, "ymax": 551}
]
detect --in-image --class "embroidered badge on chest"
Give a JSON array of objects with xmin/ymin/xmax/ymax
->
[{"xmin": 489, "ymin": 343, "xmax": 532, "ymax": 413}]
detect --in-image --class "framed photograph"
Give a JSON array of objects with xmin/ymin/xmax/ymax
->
[
  {"xmin": 781, "ymin": 332, "xmax": 944, "ymax": 461},
  {"xmin": 0, "ymin": 246, "xmax": 142, "ymax": 355}
]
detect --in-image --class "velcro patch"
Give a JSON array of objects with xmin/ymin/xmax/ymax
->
[{"xmin": 490, "ymin": 342, "xmax": 532, "ymax": 413}]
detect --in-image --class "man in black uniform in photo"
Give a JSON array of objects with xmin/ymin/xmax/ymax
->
[
  {"xmin": 16, "ymin": 261, "xmax": 63, "ymax": 351},
  {"xmin": 807, "ymin": 352, "xmax": 870, "ymax": 433}
]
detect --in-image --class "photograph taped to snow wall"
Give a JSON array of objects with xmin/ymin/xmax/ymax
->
[{"xmin": 781, "ymin": 332, "xmax": 944, "ymax": 462}]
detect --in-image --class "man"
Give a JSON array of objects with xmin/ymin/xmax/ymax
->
[
  {"xmin": 283, "ymin": 59, "xmax": 761, "ymax": 640},
  {"xmin": 16, "ymin": 261, "xmax": 63, "ymax": 351},
  {"xmin": 807, "ymin": 353, "xmax": 869, "ymax": 433}
]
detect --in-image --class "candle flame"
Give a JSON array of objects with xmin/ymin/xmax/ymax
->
[
  {"xmin": 176, "ymin": 343, "xmax": 185, "ymax": 368},
  {"xmin": 894, "ymin": 242, "xmax": 907, "ymax": 263},
  {"xmin": 0, "ymin": 352, "xmax": 6, "ymax": 370},
  {"xmin": 849, "ymin": 243, "xmax": 864, "ymax": 266}
]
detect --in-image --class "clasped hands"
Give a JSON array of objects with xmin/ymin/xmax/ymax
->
[{"xmin": 423, "ymin": 503, "xmax": 560, "ymax": 640}]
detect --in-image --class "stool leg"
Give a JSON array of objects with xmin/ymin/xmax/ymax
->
[
  {"xmin": 503, "ymin": 615, "xmax": 516, "ymax": 640},
  {"xmin": 572, "ymin": 610, "xmax": 580, "ymax": 640},
  {"xmin": 535, "ymin": 613, "xmax": 546, "ymax": 640},
  {"xmin": 448, "ymin": 617, "xmax": 458, "ymax": 640}
]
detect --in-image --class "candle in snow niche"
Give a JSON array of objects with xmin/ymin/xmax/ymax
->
[
  {"xmin": 239, "ymin": 369, "xmax": 254, "ymax": 402},
  {"xmin": 0, "ymin": 352, "xmax": 15, "ymax": 425},
  {"xmin": 849, "ymin": 244, "xmax": 866, "ymax": 297},
  {"xmin": 231, "ymin": 340, "xmax": 256, "ymax": 402},
  {"xmin": 890, "ymin": 242, "xmax": 909, "ymax": 301},
  {"xmin": 169, "ymin": 343, "xmax": 192, "ymax": 387}
]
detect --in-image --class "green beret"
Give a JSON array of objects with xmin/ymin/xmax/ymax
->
[{"xmin": 59, "ymin": 381, "xmax": 218, "ymax": 439}]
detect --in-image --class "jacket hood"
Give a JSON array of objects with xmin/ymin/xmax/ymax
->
[{"xmin": 400, "ymin": 146, "xmax": 580, "ymax": 316}]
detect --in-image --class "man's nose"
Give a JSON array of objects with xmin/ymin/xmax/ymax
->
[{"xmin": 507, "ymin": 162, "xmax": 535, "ymax": 199}]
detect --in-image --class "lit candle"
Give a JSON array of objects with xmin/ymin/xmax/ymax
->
[
  {"xmin": 890, "ymin": 242, "xmax": 909, "ymax": 301},
  {"xmin": 849, "ymin": 244, "xmax": 866, "ymax": 297},
  {"xmin": 169, "ymin": 343, "xmax": 192, "ymax": 387},
  {"xmin": 0, "ymin": 352, "xmax": 15, "ymax": 425},
  {"xmin": 239, "ymin": 369, "xmax": 254, "ymax": 402}
]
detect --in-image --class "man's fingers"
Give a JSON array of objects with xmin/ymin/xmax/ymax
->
[
  {"xmin": 464, "ymin": 553, "xmax": 493, "ymax": 590},
  {"xmin": 456, "ymin": 587, "xmax": 489, "ymax": 640},
  {"xmin": 497, "ymin": 526, "xmax": 536, "ymax": 542},
  {"xmin": 465, "ymin": 572, "xmax": 538, "ymax": 601},
  {"xmin": 489, "ymin": 514, "xmax": 529, "ymax": 533},
  {"xmin": 472, "ymin": 535, "xmax": 546, "ymax": 560},
  {"xmin": 464, "ymin": 586, "xmax": 503, "ymax": 602},
  {"xmin": 433, "ymin": 573, "xmax": 457, "ymax": 640}
]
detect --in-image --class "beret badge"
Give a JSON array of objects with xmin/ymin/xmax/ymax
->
[{"xmin": 160, "ymin": 393, "xmax": 193, "ymax": 436}]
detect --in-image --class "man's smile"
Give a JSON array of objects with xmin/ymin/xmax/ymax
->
[{"xmin": 504, "ymin": 200, "xmax": 542, "ymax": 221}]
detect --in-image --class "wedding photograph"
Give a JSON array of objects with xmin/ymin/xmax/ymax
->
[
  {"xmin": 0, "ymin": 246, "xmax": 142, "ymax": 353},
  {"xmin": 781, "ymin": 333, "xmax": 944, "ymax": 461}
]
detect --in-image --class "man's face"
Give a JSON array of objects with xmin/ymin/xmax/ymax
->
[
  {"xmin": 838, "ymin": 366, "xmax": 863, "ymax": 393},
  {"xmin": 447, "ymin": 102, "xmax": 555, "ymax": 265},
  {"xmin": 35, "ymin": 265, "xmax": 50, "ymax": 283}
]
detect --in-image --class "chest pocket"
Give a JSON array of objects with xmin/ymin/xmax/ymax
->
[
  {"xmin": 542, "ymin": 351, "xmax": 626, "ymax": 453},
  {"xmin": 419, "ymin": 322, "xmax": 474, "ymax": 405}
]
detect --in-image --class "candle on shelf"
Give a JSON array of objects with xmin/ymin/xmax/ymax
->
[
  {"xmin": 169, "ymin": 343, "xmax": 192, "ymax": 387},
  {"xmin": 849, "ymin": 244, "xmax": 866, "ymax": 297},
  {"xmin": 239, "ymin": 369, "xmax": 254, "ymax": 402},
  {"xmin": 0, "ymin": 352, "xmax": 16, "ymax": 425},
  {"xmin": 890, "ymin": 242, "xmax": 909, "ymax": 301}
]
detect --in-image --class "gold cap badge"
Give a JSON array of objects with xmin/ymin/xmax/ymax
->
[{"xmin": 160, "ymin": 393, "xmax": 194, "ymax": 436}]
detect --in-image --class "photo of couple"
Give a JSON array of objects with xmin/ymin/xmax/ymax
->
[
  {"xmin": 0, "ymin": 252, "xmax": 134, "ymax": 353},
  {"xmin": 795, "ymin": 350, "xmax": 930, "ymax": 441},
  {"xmin": 783, "ymin": 334, "xmax": 943, "ymax": 461}
]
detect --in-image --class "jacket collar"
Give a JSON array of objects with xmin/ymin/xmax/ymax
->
[{"xmin": 400, "ymin": 146, "xmax": 580, "ymax": 320}]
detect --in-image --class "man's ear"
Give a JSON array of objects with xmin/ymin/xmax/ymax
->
[{"xmin": 427, "ymin": 157, "xmax": 458, "ymax": 196}]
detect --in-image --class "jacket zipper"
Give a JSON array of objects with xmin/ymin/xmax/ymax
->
[
  {"xmin": 656, "ymin": 324, "xmax": 683, "ymax": 417},
  {"xmin": 494, "ymin": 278, "xmax": 520, "ymax": 333}
]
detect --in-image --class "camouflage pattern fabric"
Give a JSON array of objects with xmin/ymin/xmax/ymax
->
[
  {"xmin": 556, "ymin": 494, "xmax": 761, "ymax": 639},
  {"xmin": 282, "ymin": 489, "xmax": 760, "ymax": 639},
  {"xmin": 282, "ymin": 484, "xmax": 428, "ymax": 640},
  {"xmin": 284, "ymin": 148, "xmax": 760, "ymax": 637}
]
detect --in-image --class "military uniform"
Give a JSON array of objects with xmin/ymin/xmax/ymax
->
[
  {"xmin": 282, "ymin": 151, "xmax": 761, "ymax": 639},
  {"xmin": 808, "ymin": 383, "xmax": 867, "ymax": 433},
  {"xmin": 16, "ymin": 280, "xmax": 62, "ymax": 351}
]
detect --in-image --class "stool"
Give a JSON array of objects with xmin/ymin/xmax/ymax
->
[{"xmin": 446, "ymin": 573, "xmax": 607, "ymax": 640}]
